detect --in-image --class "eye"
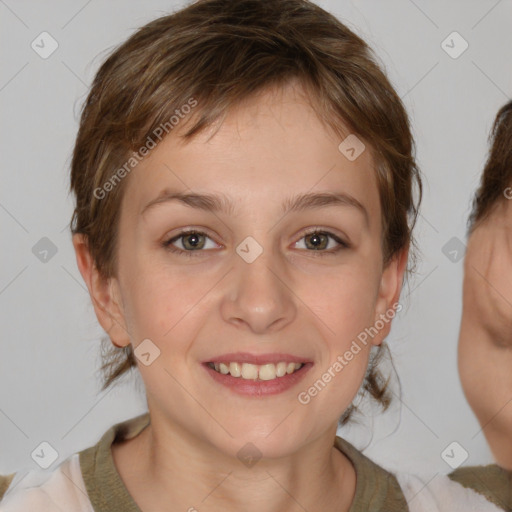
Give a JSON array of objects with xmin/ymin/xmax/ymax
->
[
  {"xmin": 162, "ymin": 227, "xmax": 349, "ymax": 258},
  {"xmin": 294, "ymin": 229, "xmax": 349, "ymax": 255},
  {"xmin": 162, "ymin": 229, "xmax": 219, "ymax": 257}
]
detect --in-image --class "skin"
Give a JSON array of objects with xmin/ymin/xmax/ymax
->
[
  {"xmin": 73, "ymin": 81, "xmax": 408, "ymax": 512},
  {"xmin": 458, "ymin": 198, "xmax": 512, "ymax": 471}
]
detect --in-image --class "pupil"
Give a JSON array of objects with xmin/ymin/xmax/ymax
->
[
  {"xmin": 308, "ymin": 232, "xmax": 325, "ymax": 250},
  {"xmin": 185, "ymin": 233, "xmax": 203, "ymax": 249}
]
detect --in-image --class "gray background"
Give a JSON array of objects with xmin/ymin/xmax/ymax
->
[{"xmin": 1, "ymin": 0, "xmax": 511, "ymax": 483}]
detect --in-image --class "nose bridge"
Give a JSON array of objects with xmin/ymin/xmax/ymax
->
[
  {"xmin": 236, "ymin": 237, "xmax": 279, "ymax": 292},
  {"xmin": 221, "ymin": 234, "xmax": 296, "ymax": 333}
]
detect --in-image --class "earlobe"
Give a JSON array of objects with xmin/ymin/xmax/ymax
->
[
  {"xmin": 373, "ymin": 245, "xmax": 409, "ymax": 344},
  {"xmin": 72, "ymin": 233, "xmax": 131, "ymax": 348}
]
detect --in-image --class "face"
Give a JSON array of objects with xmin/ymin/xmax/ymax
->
[
  {"xmin": 80, "ymin": 82, "xmax": 404, "ymax": 460},
  {"xmin": 458, "ymin": 199, "xmax": 512, "ymax": 469}
]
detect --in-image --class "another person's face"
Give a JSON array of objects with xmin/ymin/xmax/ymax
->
[
  {"xmin": 458, "ymin": 198, "xmax": 512, "ymax": 469},
  {"xmin": 102, "ymin": 83, "xmax": 403, "ymax": 458}
]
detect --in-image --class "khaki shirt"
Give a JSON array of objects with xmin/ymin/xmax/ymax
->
[{"xmin": 0, "ymin": 413, "xmax": 510, "ymax": 511}]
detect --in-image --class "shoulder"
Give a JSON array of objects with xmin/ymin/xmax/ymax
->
[
  {"xmin": 0, "ymin": 412, "xmax": 151, "ymax": 512},
  {"xmin": 0, "ymin": 475, "xmax": 15, "ymax": 501},
  {"xmin": 448, "ymin": 463, "xmax": 512, "ymax": 511},
  {"xmin": 335, "ymin": 436, "xmax": 508, "ymax": 512},
  {"xmin": 0, "ymin": 453, "xmax": 94, "ymax": 511},
  {"xmin": 395, "ymin": 471, "xmax": 505, "ymax": 512},
  {"xmin": 335, "ymin": 436, "xmax": 409, "ymax": 510}
]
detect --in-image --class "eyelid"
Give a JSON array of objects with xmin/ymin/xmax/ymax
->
[
  {"xmin": 296, "ymin": 225, "xmax": 348, "ymax": 240},
  {"xmin": 162, "ymin": 226, "xmax": 350, "ymax": 258},
  {"xmin": 292, "ymin": 227, "xmax": 350, "ymax": 252},
  {"xmin": 162, "ymin": 228, "xmax": 221, "ymax": 257}
]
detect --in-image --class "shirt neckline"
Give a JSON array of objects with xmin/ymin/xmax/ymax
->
[
  {"xmin": 79, "ymin": 413, "xmax": 149, "ymax": 512},
  {"xmin": 79, "ymin": 413, "xmax": 407, "ymax": 512}
]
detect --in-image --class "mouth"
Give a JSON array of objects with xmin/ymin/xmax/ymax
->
[
  {"xmin": 202, "ymin": 353, "xmax": 313, "ymax": 396},
  {"xmin": 206, "ymin": 361, "xmax": 304, "ymax": 381}
]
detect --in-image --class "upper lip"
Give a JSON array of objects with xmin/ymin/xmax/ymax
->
[{"xmin": 205, "ymin": 352, "xmax": 312, "ymax": 365}]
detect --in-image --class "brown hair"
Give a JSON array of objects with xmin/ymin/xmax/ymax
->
[
  {"xmin": 468, "ymin": 100, "xmax": 512, "ymax": 233},
  {"xmin": 69, "ymin": 0, "xmax": 422, "ymax": 423}
]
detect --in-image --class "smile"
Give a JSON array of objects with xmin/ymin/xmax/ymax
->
[{"xmin": 207, "ymin": 361, "xmax": 304, "ymax": 381}]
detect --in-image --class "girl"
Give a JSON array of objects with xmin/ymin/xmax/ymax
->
[{"xmin": 0, "ymin": 1, "xmax": 509, "ymax": 510}]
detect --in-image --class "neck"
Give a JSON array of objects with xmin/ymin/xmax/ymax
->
[{"xmin": 114, "ymin": 415, "xmax": 356, "ymax": 512}]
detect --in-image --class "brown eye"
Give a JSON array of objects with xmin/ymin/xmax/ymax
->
[
  {"xmin": 294, "ymin": 229, "xmax": 349, "ymax": 255},
  {"xmin": 304, "ymin": 232, "xmax": 329, "ymax": 250},
  {"xmin": 180, "ymin": 232, "xmax": 206, "ymax": 250},
  {"xmin": 162, "ymin": 230, "xmax": 219, "ymax": 257}
]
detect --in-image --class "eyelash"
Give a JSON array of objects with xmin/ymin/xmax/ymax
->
[{"xmin": 161, "ymin": 228, "xmax": 349, "ymax": 258}]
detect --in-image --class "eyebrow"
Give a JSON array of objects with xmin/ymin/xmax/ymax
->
[{"xmin": 141, "ymin": 189, "xmax": 369, "ymax": 225}]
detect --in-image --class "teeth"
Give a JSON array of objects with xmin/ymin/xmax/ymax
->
[
  {"xmin": 259, "ymin": 363, "xmax": 276, "ymax": 381},
  {"xmin": 229, "ymin": 362, "xmax": 241, "ymax": 377},
  {"xmin": 276, "ymin": 362, "xmax": 287, "ymax": 377},
  {"xmin": 210, "ymin": 361, "xmax": 304, "ymax": 380},
  {"xmin": 241, "ymin": 363, "xmax": 258, "ymax": 380}
]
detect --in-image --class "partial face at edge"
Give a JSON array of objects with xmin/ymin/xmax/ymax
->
[{"xmin": 458, "ymin": 199, "xmax": 512, "ymax": 469}]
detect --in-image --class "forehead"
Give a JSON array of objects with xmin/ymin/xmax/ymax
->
[{"xmin": 120, "ymin": 84, "xmax": 381, "ymax": 225}]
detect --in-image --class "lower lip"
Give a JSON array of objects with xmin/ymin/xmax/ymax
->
[{"xmin": 203, "ymin": 363, "xmax": 313, "ymax": 397}]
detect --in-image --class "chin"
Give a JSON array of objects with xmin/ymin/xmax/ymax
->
[{"xmin": 212, "ymin": 425, "xmax": 307, "ymax": 462}]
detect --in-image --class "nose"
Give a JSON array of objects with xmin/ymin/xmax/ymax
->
[{"xmin": 220, "ymin": 241, "xmax": 297, "ymax": 335}]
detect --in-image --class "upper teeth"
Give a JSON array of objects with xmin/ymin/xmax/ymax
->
[{"xmin": 210, "ymin": 362, "xmax": 303, "ymax": 380}]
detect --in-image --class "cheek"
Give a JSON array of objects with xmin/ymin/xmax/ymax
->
[
  {"xmin": 292, "ymin": 266, "xmax": 380, "ymax": 400},
  {"xmin": 124, "ymin": 269, "xmax": 212, "ymax": 343},
  {"xmin": 297, "ymin": 264, "xmax": 380, "ymax": 342}
]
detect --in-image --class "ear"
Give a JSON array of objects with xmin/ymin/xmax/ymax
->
[
  {"xmin": 72, "ymin": 233, "xmax": 131, "ymax": 348},
  {"xmin": 371, "ymin": 244, "xmax": 409, "ymax": 346}
]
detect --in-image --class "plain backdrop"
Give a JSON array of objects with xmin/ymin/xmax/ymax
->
[{"xmin": 1, "ymin": 0, "xmax": 511, "ymax": 483}]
